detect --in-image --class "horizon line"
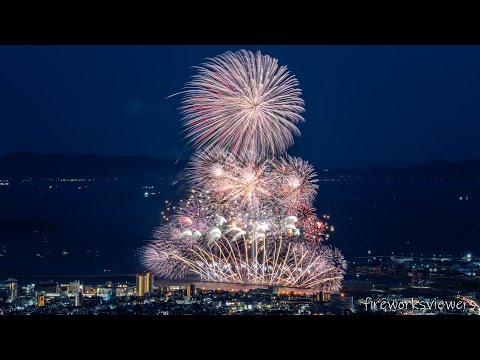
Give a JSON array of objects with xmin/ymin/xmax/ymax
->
[{"xmin": 1, "ymin": 150, "xmax": 480, "ymax": 170}]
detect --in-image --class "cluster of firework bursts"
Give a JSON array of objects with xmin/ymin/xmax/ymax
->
[{"xmin": 142, "ymin": 50, "xmax": 346, "ymax": 291}]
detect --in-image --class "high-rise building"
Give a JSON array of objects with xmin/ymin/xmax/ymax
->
[
  {"xmin": 186, "ymin": 284, "xmax": 196, "ymax": 297},
  {"xmin": 144, "ymin": 273, "xmax": 150, "ymax": 295},
  {"xmin": 136, "ymin": 275, "xmax": 145, "ymax": 297},
  {"xmin": 0, "ymin": 278, "xmax": 18, "ymax": 302},
  {"xmin": 8, "ymin": 278, "xmax": 17, "ymax": 302},
  {"xmin": 136, "ymin": 273, "xmax": 154, "ymax": 297},
  {"xmin": 74, "ymin": 291, "xmax": 83, "ymax": 307},
  {"xmin": 146, "ymin": 272, "xmax": 154, "ymax": 294},
  {"xmin": 149, "ymin": 274, "xmax": 154, "ymax": 294},
  {"xmin": 36, "ymin": 293, "xmax": 46, "ymax": 307}
]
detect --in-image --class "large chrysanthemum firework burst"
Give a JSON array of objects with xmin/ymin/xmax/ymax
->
[
  {"xmin": 143, "ymin": 49, "xmax": 346, "ymax": 291},
  {"xmin": 181, "ymin": 50, "xmax": 305, "ymax": 161}
]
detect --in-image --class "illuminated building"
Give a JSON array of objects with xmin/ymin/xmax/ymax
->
[
  {"xmin": 115, "ymin": 284, "xmax": 128, "ymax": 297},
  {"xmin": 315, "ymin": 291, "xmax": 331, "ymax": 302},
  {"xmin": 136, "ymin": 273, "xmax": 154, "ymax": 297},
  {"xmin": 8, "ymin": 279, "xmax": 17, "ymax": 302},
  {"xmin": 114, "ymin": 283, "xmax": 135, "ymax": 297},
  {"xmin": 74, "ymin": 291, "xmax": 83, "ymax": 307},
  {"xmin": 96, "ymin": 287, "xmax": 112, "ymax": 301},
  {"xmin": 35, "ymin": 281, "xmax": 60, "ymax": 295},
  {"xmin": 23, "ymin": 284, "xmax": 35, "ymax": 294},
  {"xmin": 0, "ymin": 278, "xmax": 18, "ymax": 302},
  {"xmin": 136, "ymin": 275, "xmax": 145, "ymax": 296},
  {"xmin": 167, "ymin": 285, "xmax": 183, "ymax": 291},
  {"xmin": 144, "ymin": 274, "xmax": 150, "ymax": 295},
  {"xmin": 69, "ymin": 281, "xmax": 82, "ymax": 295},
  {"xmin": 145, "ymin": 272, "xmax": 154, "ymax": 295},
  {"xmin": 186, "ymin": 284, "xmax": 195, "ymax": 297},
  {"xmin": 82, "ymin": 285, "xmax": 97, "ymax": 296},
  {"xmin": 36, "ymin": 293, "xmax": 46, "ymax": 307}
]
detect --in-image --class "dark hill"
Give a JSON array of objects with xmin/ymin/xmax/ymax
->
[{"xmin": 0, "ymin": 152, "xmax": 186, "ymax": 178}]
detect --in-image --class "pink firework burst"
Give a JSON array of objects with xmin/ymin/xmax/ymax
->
[{"xmin": 272, "ymin": 155, "xmax": 318, "ymax": 208}]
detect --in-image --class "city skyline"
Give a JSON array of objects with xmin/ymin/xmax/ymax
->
[
  {"xmin": 3, "ymin": 253, "xmax": 480, "ymax": 315},
  {"xmin": 1, "ymin": 44, "xmax": 479, "ymax": 316}
]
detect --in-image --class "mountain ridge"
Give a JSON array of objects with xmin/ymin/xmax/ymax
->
[
  {"xmin": 0, "ymin": 151, "xmax": 187, "ymax": 178},
  {"xmin": 0, "ymin": 152, "xmax": 479, "ymax": 179}
]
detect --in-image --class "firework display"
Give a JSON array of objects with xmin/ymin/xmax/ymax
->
[{"xmin": 143, "ymin": 50, "xmax": 346, "ymax": 291}]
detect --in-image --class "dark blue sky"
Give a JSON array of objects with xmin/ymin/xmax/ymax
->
[{"xmin": 1, "ymin": 45, "xmax": 479, "ymax": 168}]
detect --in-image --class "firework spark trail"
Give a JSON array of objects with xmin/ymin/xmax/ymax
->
[{"xmin": 142, "ymin": 50, "xmax": 346, "ymax": 291}]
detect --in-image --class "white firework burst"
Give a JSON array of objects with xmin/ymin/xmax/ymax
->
[
  {"xmin": 272, "ymin": 155, "xmax": 319, "ymax": 208},
  {"xmin": 187, "ymin": 148, "xmax": 276, "ymax": 211},
  {"xmin": 181, "ymin": 50, "xmax": 305, "ymax": 161}
]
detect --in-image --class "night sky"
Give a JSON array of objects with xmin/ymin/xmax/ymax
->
[{"xmin": 1, "ymin": 45, "xmax": 480, "ymax": 168}]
